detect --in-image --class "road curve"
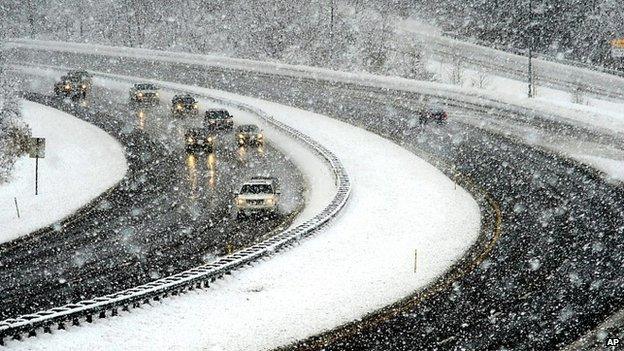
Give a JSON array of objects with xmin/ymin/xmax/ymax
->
[
  {"xmin": 0, "ymin": 85, "xmax": 304, "ymax": 321},
  {"xmin": 4, "ymin": 46, "xmax": 624, "ymax": 350}
]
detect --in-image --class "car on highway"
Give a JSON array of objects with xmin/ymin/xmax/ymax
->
[
  {"xmin": 171, "ymin": 94, "xmax": 199, "ymax": 117},
  {"xmin": 234, "ymin": 176, "xmax": 280, "ymax": 219},
  {"xmin": 129, "ymin": 83, "xmax": 160, "ymax": 105},
  {"xmin": 419, "ymin": 105, "xmax": 448, "ymax": 125},
  {"xmin": 184, "ymin": 127, "xmax": 215, "ymax": 152},
  {"xmin": 235, "ymin": 124, "xmax": 264, "ymax": 146},
  {"xmin": 53, "ymin": 75, "xmax": 89, "ymax": 99},
  {"xmin": 67, "ymin": 70, "xmax": 93, "ymax": 94},
  {"xmin": 205, "ymin": 109, "xmax": 234, "ymax": 131},
  {"xmin": 67, "ymin": 70, "xmax": 93, "ymax": 85}
]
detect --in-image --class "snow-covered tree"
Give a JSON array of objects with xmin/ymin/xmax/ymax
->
[{"xmin": 0, "ymin": 54, "xmax": 31, "ymax": 183}]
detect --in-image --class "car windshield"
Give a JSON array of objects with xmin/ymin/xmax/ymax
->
[
  {"xmin": 62, "ymin": 77, "xmax": 81, "ymax": 83},
  {"xmin": 135, "ymin": 84, "xmax": 157, "ymax": 90},
  {"xmin": 240, "ymin": 184, "xmax": 273, "ymax": 194},
  {"xmin": 68, "ymin": 71, "xmax": 89, "ymax": 78},
  {"xmin": 174, "ymin": 96, "xmax": 195, "ymax": 104},
  {"xmin": 237, "ymin": 125, "xmax": 259, "ymax": 133},
  {"xmin": 206, "ymin": 110, "xmax": 229, "ymax": 119}
]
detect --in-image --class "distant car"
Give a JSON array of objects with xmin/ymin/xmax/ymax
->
[
  {"xmin": 53, "ymin": 75, "xmax": 88, "ymax": 99},
  {"xmin": 184, "ymin": 127, "xmax": 215, "ymax": 151},
  {"xmin": 205, "ymin": 109, "xmax": 234, "ymax": 131},
  {"xmin": 67, "ymin": 70, "xmax": 93, "ymax": 85},
  {"xmin": 171, "ymin": 94, "xmax": 199, "ymax": 117},
  {"xmin": 419, "ymin": 105, "xmax": 448, "ymax": 125},
  {"xmin": 235, "ymin": 124, "xmax": 263, "ymax": 146},
  {"xmin": 67, "ymin": 70, "xmax": 93, "ymax": 93},
  {"xmin": 130, "ymin": 83, "xmax": 160, "ymax": 104},
  {"xmin": 234, "ymin": 176, "xmax": 280, "ymax": 219}
]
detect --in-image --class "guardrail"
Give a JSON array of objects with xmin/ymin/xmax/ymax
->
[
  {"xmin": 0, "ymin": 86, "xmax": 351, "ymax": 345},
  {"xmin": 442, "ymin": 31, "xmax": 624, "ymax": 78}
]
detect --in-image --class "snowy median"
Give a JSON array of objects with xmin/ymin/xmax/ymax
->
[
  {"xmin": 7, "ymin": 72, "xmax": 481, "ymax": 351},
  {"xmin": 0, "ymin": 101, "xmax": 127, "ymax": 244}
]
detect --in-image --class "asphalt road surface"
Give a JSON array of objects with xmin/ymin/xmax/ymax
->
[
  {"xmin": 0, "ymin": 79, "xmax": 304, "ymax": 321},
  {"xmin": 5, "ymin": 49, "xmax": 624, "ymax": 350}
]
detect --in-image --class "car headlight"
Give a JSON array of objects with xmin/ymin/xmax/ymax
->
[
  {"xmin": 187, "ymin": 137, "xmax": 194, "ymax": 143},
  {"xmin": 238, "ymin": 133, "xmax": 244, "ymax": 138},
  {"xmin": 154, "ymin": 92, "xmax": 159, "ymax": 97},
  {"xmin": 193, "ymin": 103, "xmax": 199, "ymax": 109},
  {"xmin": 207, "ymin": 137, "xmax": 213, "ymax": 142},
  {"xmin": 137, "ymin": 92, "xmax": 143, "ymax": 97},
  {"xmin": 176, "ymin": 104, "xmax": 183, "ymax": 110},
  {"xmin": 258, "ymin": 133, "xmax": 264, "ymax": 139},
  {"xmin": 236, "ymin": 198, "xmax": 245, "ymax": 206},
  {"xmin": 81, "ymin": 84, "xmax": 86, "ymax": 89},
  {"xmin": 265, "ymin": 198, "xmax": 274, "ymax": 205},
  {"xmin": 64, "ymin": 84, "xmax": 71, "ymax": 89}
]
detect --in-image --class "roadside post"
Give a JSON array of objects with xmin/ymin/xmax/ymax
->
[
  {"xmin": 14, "ymin": 197, "xmax": 20, "ymax": 218},
  {"xmin": 28, "ymin": 137, "xmax": 46, "ymax": 195},
  {"xmin": 414, "ymin": 249, "xmax": 417, "ymax": 273}
]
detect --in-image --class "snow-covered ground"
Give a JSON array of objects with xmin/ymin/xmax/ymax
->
[
  {"xmin": 394, "ymin": 18, "xmax": 624, "ymax": 182},
  {"xmin": 0, "ymin": 101, "xmax": 127, "ymax": 243},
  {"xmin": 5, "ymin": 71, "xmax": 481, "ymax": 350},
  {"xmin": 426, "ymin": 57, "xmax": 624, "ymax": 182}
]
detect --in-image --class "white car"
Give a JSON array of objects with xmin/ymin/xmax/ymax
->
[{"xmin": 234, "ymin": 177, "xmax": 280, "ymax": 218}]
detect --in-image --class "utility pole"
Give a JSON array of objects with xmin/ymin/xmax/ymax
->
[
  {"xmin": 28, "ymin": 0, "xmax": 36, "ymax": 39},
  {"xmin": 527, "ymin": 0, "xmax": 534, "ymax": 98},
  {"xmin": 329, "ymin": 0, "xmax": 335, "ymax": 48}
]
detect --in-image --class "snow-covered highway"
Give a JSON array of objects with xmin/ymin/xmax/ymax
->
[
  {"xmin": 3, "ymin": 37, "xmax": 624, "ymax": 350},
  {"xmin": 2, "ymin": 68, "xmax": 481, "ymax": 350},
  {"xmin": 0, "ymin": 86, "xmax": 305, "ymax": 321}
]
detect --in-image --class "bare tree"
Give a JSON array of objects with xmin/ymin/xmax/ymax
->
[
  {"xmin": 471, "ymin": 71, "xmax": 491, "ymax": 89},
  {"xmin": 449, "ymin": 57, "xmax": 464, "ymax": 85}
]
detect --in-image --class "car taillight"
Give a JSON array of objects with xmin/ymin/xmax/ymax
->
[{"xmin": 443, "ymin": 112, "xmax": 448, "ymax": 120}]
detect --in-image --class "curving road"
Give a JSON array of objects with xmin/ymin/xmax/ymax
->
[
  {"xmin": 4, "ymin": 46, "xmax": 624, "ymax": 350},
  {"xmin": 0, "ymin": 80, "xmax": 304, "ymax": 321}
]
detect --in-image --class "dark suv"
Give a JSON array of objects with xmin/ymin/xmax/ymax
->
[
  {"xmin": 54, "ymin": 75, "xmax": 88, "ymax": 99},
  {"xmin": 419, "ymin": 105, "xmax": 448, "ymax": 125},
  {"xmin": 130, "ymin": 83, "xmax": 160, "ymax": 104},
  {"xmin": 205, "ymin": 109, "xmax": 234, "ymax": 131},
  {"xmin": 236, "ymin": 124, "xmax": 264, "ymax": 146},
  {"xmin": 171, "ymin": 94, "xmax": 199, "ymax": 117},
  {"xmin": 184, "ymin": 127, "xmax": 215, "ymax": 152}
]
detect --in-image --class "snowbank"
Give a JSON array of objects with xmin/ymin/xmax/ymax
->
[
  {"xmin": 393, "ymin": 18, "xmax": 624, "ymax": 181},
  {"xmin": 426, "ymin": 55, "xmax": 624, "ymax": 182},
  {"xmin": 0, "ymin": 101, "xmax": 127, "ymax": 243},
  {"xmin": 5, "ymin": 72, "xmax": 481, "ymax": 350}
]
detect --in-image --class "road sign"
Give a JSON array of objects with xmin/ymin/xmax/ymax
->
[
  {"xmin": 611, "ymin": 39, "xmax": 624, "ymax": 48},
  {"xmin": 28, "ymin": 137, "xmax": 45, "ymax": 195},
  {"xmin": 611, "ymin": 39, "xmax": 624, "ymax": 58},
  {"xmin": 28, "ymin": 137, "xmax": 46, "ymax": 158}
]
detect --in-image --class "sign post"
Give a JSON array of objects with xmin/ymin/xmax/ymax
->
[{"xmin": 28, "ymin": 137, "xmax": 46, "ymax": 195}]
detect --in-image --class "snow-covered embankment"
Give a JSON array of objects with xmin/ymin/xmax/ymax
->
[{"xmin": 0, "ymin": 101, "xmax": 127, "ymax": 243}]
